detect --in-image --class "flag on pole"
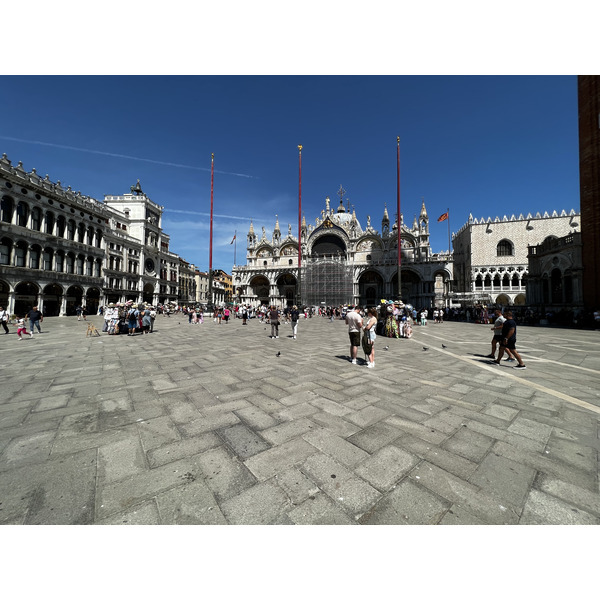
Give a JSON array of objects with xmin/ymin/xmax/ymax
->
[
  {"xmin": 230, "ymin": 234, "xmax": 236, "ymax": 244},
  {"xmin": 437, "ymin": 212, "xmax": 449, "ymax": 223}
]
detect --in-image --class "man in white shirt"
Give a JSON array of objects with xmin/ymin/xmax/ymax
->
[
  {"xmin": 0, "ymin": 306, "xmax": 9, "ymax": 334},
  {"xmin": 345, "ymin": 305, "xmax": 363, "ymax": 365},
  {"xmin": 488, "ymin": 308, "xmax": 514, "ymax": 361}
]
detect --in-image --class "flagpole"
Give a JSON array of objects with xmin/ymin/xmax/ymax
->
[
  {"xmin": 447, "ymin": 207, "xmax": 450, "ymax": 255},
  {"xmin": 396, "ymin": 136, "xmax": 401, "ymax": 301},
  {"xmin": 297, "ymin": 144, "xmax": 302, "ymax": 307},
  {"xmin": 208, "ymin": 153, "xmax": 214, "ymax": 310},
  {"xmin": 233, "ymin": 229, "xmax": 237, "ymax": 266}
]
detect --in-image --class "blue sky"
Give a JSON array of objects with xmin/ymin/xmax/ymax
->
[{"xmin": 0, "ymin": 75, "xmax": 579, "ymax": 273}]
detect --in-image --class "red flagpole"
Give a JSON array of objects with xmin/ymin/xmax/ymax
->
[
  {"xmin": 210, "ymin": 153, "xmax": 214, "ymax": 272},
  {"xmin": 396, "ymin": 136, "xmax": 402, "ymax": 300},
  {"xmin": 208, "ymin": 153, "xmax": 214, "ymax": 308},
  {"xmin": 297, "ymin": 145, "xmax": 303, "ymax": 306}
]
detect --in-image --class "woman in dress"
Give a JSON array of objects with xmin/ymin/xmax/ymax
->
[
  {"xmin": 363, "ymin": 307, "xmax": 378, "ymax": 368},
  {"xmin": 383, "ymin": 303, "xmax": 399, "ymax": 338}
]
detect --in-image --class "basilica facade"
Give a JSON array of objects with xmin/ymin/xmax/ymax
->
[{"xmin": 232, "ymin": 194, "xmax": 453, "ymax": 309}]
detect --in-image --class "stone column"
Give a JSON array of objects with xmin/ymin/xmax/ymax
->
[
  {"xmin": 60, "ymin": 295, "xmax": 67, "ymax": 317},
  {"xmin": 7, "ymin": 290, "xmax": 15, "ymax": 315}
]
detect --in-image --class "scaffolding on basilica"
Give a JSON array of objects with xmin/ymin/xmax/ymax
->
[{"xmin": 300, "ymin": 256, "xmax": 354, "ymax": 306}]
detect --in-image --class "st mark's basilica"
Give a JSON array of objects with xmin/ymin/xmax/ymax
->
[{"xmin": 232, "ymin": 188, "xmax": 453, "ymax": 309}]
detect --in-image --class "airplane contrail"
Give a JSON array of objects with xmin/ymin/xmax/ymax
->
[
  {"xmin": 0, "ymin": 135, "xmax": 257, "ymax": 179},
  {"xmin": 164, "ymin": 209, "xmax": 255, "ymax": 222}
]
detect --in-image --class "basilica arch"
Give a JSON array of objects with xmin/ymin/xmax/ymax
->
[
  {"xmin": 276, "ymin": 273, "xmax": 297, "ymax": 307},
  {"xmin": 249, "ymin": 275, "xmax": 271, "ymax": 305},
  {"xmin": 358, "ymin": 270, "xmax": 385, "ymax": 306}
]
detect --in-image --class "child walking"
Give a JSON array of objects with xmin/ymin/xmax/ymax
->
[{"xmin": 16, "ymin": 317, "xmax": 34, "ymax": 340}]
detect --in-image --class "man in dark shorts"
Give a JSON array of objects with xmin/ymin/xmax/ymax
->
[
  {"xmin": 491, "ymin": 310, "xmax": 526, "ymax": 369},
  {"xmin": 345, "ymin": 305, "xmax": 363, "ymax": 365}
]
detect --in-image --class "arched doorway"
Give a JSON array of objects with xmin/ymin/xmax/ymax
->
[
  {"xmin": 495, "ymin": 294, "xmax": 510, "ymax": 306},
  {"xmin": 86, "ymin": 287, "xmax": 101, "ymax": 314},
  {"xmin": 391, "ymin": 270, "xmax": 421, "ymax": 306},
  {"xmin": 143, "ymin": 283, "xmax": 155, "ymax": 305},
  {"xmin": 249, "ymin": 276, "xmax": 270, "ymax": 305},
  {"xmin": 358, "ymin": 270, "xmax": 384, "ymax": 306},
  {"xmin": 0, "ymin": 279, "xmax": 9, "ymax": 309},
  {"xmin": 43, "ymin": 283, "xmax": 63, "ymax": 317},
  {"xmin": 14, "ymin": 281, "xmax": 39, "ymax": 316},
  {"xmin": 276, "ymin": 273, "xmax": 297, "ymax": 307},
  {"xmin": 65, "ymin": 285, "xmax": 84, "ymax": 316},
  {"xmin": 513, "ymin": 294, "xmax": 526, "ymax": 306},
  {"xmin": 551, "ymin": 268, "xmax": 563, "ymax": 304}
]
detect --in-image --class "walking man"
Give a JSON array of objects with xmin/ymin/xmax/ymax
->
[
  {"xmin": 487, "ymin": 308, "xmax": 514, "ymax": 361},
  {"xmin": 27, "ymin": 306, "xmax": 43, "ymax": 334},
  {"xmin": 290, "ymin": 305, "xmax": 300, "ymax": 339},
  {"xmin": 0, "ymin": 306, "xmax": 9, "ymax": 334},
  {"xmin": 345, "ymin": 305, "xmax": 363, "ymax": 365},
  {"xmin": 491, "ymin": 310, "xmax": 526, "ymax": 369}
]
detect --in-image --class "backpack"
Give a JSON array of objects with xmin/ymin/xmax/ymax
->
[{"xmin": 361, "ymin": 332, "xmax": 373, "ymax": 355}]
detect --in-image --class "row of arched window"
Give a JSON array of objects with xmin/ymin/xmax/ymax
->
[
  {"xmin": 0, "ymin": 237, "xmax": 102, "ymax": 277},
  {"xmin": 474, "ymin": 272, "xmax": 525, "ymax": 289},
  {"xmin": 1, "ymin": 196, "xmax": 103, "ymax": 248}
]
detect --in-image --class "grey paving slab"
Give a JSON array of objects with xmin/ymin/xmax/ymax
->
[
  {"xmin": 155, "ymin": 479, "xmax": 227, "ymax": 525},
  {"xmin": 260, "ymin": 417, "xmax": 317, "ymax": 445},
  {"xmin": 97, "ymin": 437, "xmax": 147, "ymax": 483},
  {"xmin": 300, "ymin": 452, "xmax": 381, "ymax": 518},
  {"xmin": 220, "ymin": 480, "xmax": 291, "ymax": 524},
  {"xmin": 288, "ymin": 492, "xmax": 356, "ymax": 525},
  {"xmin": 493, "ymin": 439, "xmax": 598, "ymax": 492},
  {"xmin": 519, "ymin": 489, "xmax": 599, "ymax": 524},
  {"xmin": 217, "ymin": 423, "xmax": 272, "ymax": 459},
  {"xmin": 441, "ymin": 426, "xmax": 496, "ymax": 462},
  {"xmin": 534, "ymin": 474, "xmax": 600, "ymax": 517},
  {"xmin": 1, "ymin": 315, "xmax": 599, "ymax": 525},
  {"xmin": 274, "ymin": 467, "xmax": 320, "ymax": 505},
  {"xmin": 97, "ymin": 501, "xmax": 161, "ymax": 525},
  {"xmin": 354, "ymin": 445, "xmax": 420, "ymax": 492},
  {"xmin": 193, "ymin": 446, "xmax": 258, "ymax": 503},
  {"xmin": 408, "ymin": 461, "xmax": 520, "ymax": 524},
  {"xmin": 146, "ymin": 432, "xmax": 222, "ymax": 468},
  {"xmin": 468, "ymin": 452, "xmax": 536, "ymax": 509},
  {"xmin": 396, "ymin": 433, "xmax": 480, "ymax": 480},
  {"xmin": 303, "ymin": 427, "xmax": 370, "ymax": 468},
  {"xmin": 359, "ymin": 479, "xmax": 451, "ymax": 525},
  {"xmin": 244, "ymin": 437, "xmax": 318, "ymax": 481}
]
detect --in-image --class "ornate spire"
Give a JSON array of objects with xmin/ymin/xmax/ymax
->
[
  {"xmin": 420, "ymin": 199, "xmax": 428, "ymax": 220},
  {"xmin": 382, "ymin": 204, "xmax": 389, "ymax": 223},
  {"xmin": 274, "ymin": 215, "xmax": 280, "ymax": 232},
  {"xmin": 248, "ymin": 220, "xmax": 255, "ymax": 235},
  {"xmin": 413, "ymin": 214, "xmax": 418, "ymax": 229}
]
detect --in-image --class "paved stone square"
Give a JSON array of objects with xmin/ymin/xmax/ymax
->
[{"xmin": 0, "ymin": 313, "xmax": 599, "ymax": 524}]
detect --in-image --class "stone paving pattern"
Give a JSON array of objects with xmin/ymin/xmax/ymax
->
[{"xmin": 1, "ymin": 313, "xmax": 599, "ymax": 524}]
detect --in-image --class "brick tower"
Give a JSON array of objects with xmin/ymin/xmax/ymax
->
[{"xmin": 578, "ymin": 75, "xmax": 600, "ymax": 310}]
